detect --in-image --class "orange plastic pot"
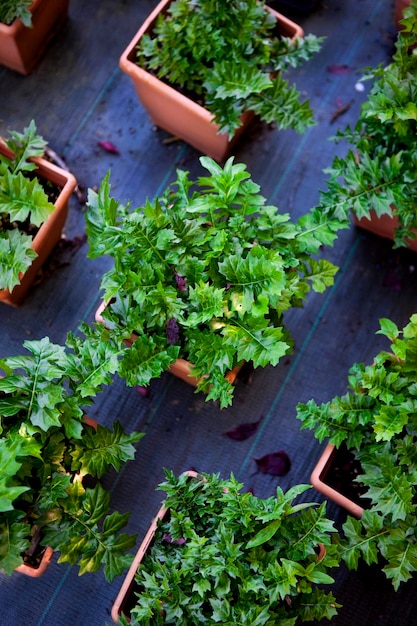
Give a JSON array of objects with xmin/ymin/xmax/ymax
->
[
  {"xmin": 353, "ymin": 211, "xmax": 417, "ymax": 253},
  {"xmin": 119, "ymin": 0, "xmax": 304, "ymax": 161},
  {"xmin": 0, "ymin": 0, "xmax": 69, "ymax": 75},
  {"xmin": 14, "ymin": 544, "xmax": 54, "ymax": 578},
  {"xmin": 0, "ymin": 141, "xmax": 77, "ymax": 306},
  {"xmin": 311, "ymin": 443, "xmax": 364, "ymax": 519}
]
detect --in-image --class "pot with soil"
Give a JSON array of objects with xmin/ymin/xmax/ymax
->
[
  {"xmin": 297, "ymin": 314, "xmax": 417, "ymax": 590},
  {"xmin": 119, "ymin": 0, "xmax": 322, "ymax": 161},
  {"xmin": 111, "ymin": 470, "xmax": 341, "ymax": 624},
  {"xmin": 0, "ymin": 0, "xmax": 70, "ymax": 75},
  {"xmin": 0, "ymin": 329, "xmax": 144, "ymax": 581},
  {"xmin": 0, "ymin": 120, "xmax": 77, "ymax": 306}
]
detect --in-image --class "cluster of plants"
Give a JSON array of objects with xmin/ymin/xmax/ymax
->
[
  {"xmin": 297, "ymin": 314, "xmax": 417, "ymax": 590},
  {"xmin": 0, "ymin": 327, "xmax": 144, "ymax": 582},
  {"xmin": 0, "ymin": 0, "xmax": 32, "ymax": 26},
  {"xmin": 0, "ymin": 120, "xmax": 56, "ymax": 292},
  {"xmin": 120, "ymin": 470, "xmax": 341, "ymax": 625},
  {"xmin": 311, "ymin": 4, "xmax": 417, "ymax": 247},
  {"xmin": 136, "ymin": 0, "xmax": 323, "ymax": 136},
  {"xmin": 85, "ymin": 156, "xmax": 341, "ymax": 408},
  {"xmin": 3, "ymin": 2, "xmax": 417, "ymax": 618}
]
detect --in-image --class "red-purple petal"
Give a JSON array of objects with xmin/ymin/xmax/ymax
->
[
  {"xmin": 97, "ymin": 141, "xmax": 120, "ymax": 155},
  {"xmin": 254, "ymin": 451, "xmax": 291, "ymax": 476},
  {"xmin": 135, "ymin": 385, "xmax": 150, "ymax": 397},
  {"xmin": 224, "ymin": 419, "xmax": 261, "ymax": 441},
  {"xmin": 327, "ymin": 64, "xmax": 350, "ymax": 75}
]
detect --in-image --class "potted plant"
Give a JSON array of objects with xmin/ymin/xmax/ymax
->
[
  {"xmin": 0, "ymin": 0, "xmax": 70, "ymax": 74},
  {"xmin": 0, "ymin": 326, "xmax": 144, "ymax": 580},
  {"xmin": 112, "ymin": 469, "xmax": 341, "ymax": 624},
  {"xmin": 0, "ymin": 120, "xmax": 77, "ymax": 306},
  {"xmin": 311, "ymin": 4, "xmax": 417, "ymax": 251},
  {"xmin": 119, "ymin": 0, "xmax": 323, "ymax": 161},
  {"xmin": 85, "ymin": 156, "xmax": 340, "ymax": 408},
  {"xmin": 296, "ymin": 314, "xmax": 417, "ymax": 590}
]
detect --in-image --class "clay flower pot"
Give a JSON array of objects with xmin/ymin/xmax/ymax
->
[
  {"xmin": 353, "ymin": 210, "xmax": 417, "ymax": 253},
  {"xmin": 0, "ymin": 0, "xmax": 69, "ymax": 75},
  {"xmin": 310, "ymin": 443, "xmax": 364, "ymax": 519},
  {"xmin": 14, "ymin": 544, "xmax": 54, "ymax": 578},
  {"xmin": 119, "ymin": 0, "xmax": 303, "ymax": 162},
  {"xmin": 0, "ymin": 141, "xmax": 77, "ymax": 306}
]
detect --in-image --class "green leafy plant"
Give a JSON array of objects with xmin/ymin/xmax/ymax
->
[
  {"xmin": 0, "ymin": 328, "xmax": 144, "ymax": 582},
  {"xmin": 85, "ymin": 156, "xmax": 341, "ymax": 408},
  {"xmin": 310, "ymin": 3, "xmax": 417, "ymax": 248},
  {"xmin": 136, "ymin": 0, "xmax": 323, "ymax": 136},
  {"xmin": 0, "ymin": 120, "xmax": 57, "ymax": 292},
  {"xmin": 297, "ymin": 314, "xmax": 417, "ymax": 590},
  {"xmin": 0, "ymin": 0, "xmax": 32, "ymax": 26},
  {"xmin": 117, "ymin": 470, "xmax": 341, "ymax": 625}
]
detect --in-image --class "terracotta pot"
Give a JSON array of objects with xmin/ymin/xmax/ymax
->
[
  {"xmin": 15, "ymin": 544, "xmax": 54, "ymax": 578},
  {"xmin": 95, "ymin": 300, "xmax": 243, "ymax": 388},
  {"xmin": 0, "ymin": 0, "xmax": 70, "ymax": 75},
  {"xmin": 353, "ymin": 211, "xmax": 417, "ymax": 253},
  {"xmin": 0, "ymin": 141, "xmax": 77, "ymax": 306},
  {"xmin": 310, "ymin": 443, "xmax": 364, "ymax": 519},
  {"xmin": 119, "ymin": 0, "xmax": 304, "ymax": 161},
  {"xmin": 111, "ymin": 470, "xmax": 198, "ymax": 623}
]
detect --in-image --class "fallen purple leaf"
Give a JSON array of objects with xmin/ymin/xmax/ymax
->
[
  {"xmin": 97, "ymin": 140, "xmax": 120, "ymax": 155},
  {"xmin": 254, "ymin": 450, "xmax": 291, "ymax": 476},
  {"xmin": 224, "ymin": 416, "xmax": 263, "ymax": 441},
  {"xmin": 327, "ymin": 64, "xmax": 350, "ymax": 75}
]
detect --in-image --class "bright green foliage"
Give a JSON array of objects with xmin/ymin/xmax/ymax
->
[
  {"xmin": 85, "ymin": 156, "xmax": 340, "ymax": 408},
  {"xmin": 41, "ymin": 481, "xmax": 137, "ymax": 582},
  {"xmin": 126, "ymin": 471, "xmax": 341, "ymax": 624},
  {"xmin": 0, "ymin": 332, "xmax": 143, "ymax": 581},
  {"xmin": 0, "ymin": 0, "xmax": 32, "ymax": 26},
  {"xmin": 136, "ymin": 0, "xmax": 323, "ymax": 136},
  {"xmin": 297, "ymin": 313, "xmax": 417, "ymax": 590},
  {"xmin": 311, "ymin": 4, "xmax": 417, "ymax": 248},
  {"xmin": 0, "ymin": 120, "xmax": 56, "ymax": 291}
]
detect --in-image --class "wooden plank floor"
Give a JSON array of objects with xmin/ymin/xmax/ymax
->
[{"xmin": 1, "ymin": 0, "xmax": 417, "ymax": 624}]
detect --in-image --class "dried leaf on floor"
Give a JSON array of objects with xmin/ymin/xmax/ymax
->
[{"xmin": 254, "ymin": 450, "xmax": 291, "ymax": 476}]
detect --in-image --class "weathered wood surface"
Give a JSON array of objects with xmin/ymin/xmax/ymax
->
[{"xmin": 1, "ymin": 0, "xmax": 416, "ymax": 624}]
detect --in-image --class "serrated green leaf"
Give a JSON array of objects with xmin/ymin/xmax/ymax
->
[
  {"xmin": 0, "ymin": 229, "xmax": 37, "ymax": 291},
  {"xmin": 0, "ymin": 170, "xmax": 55, "ymax": 226},
  {"xmin": 72, "ymin": 421, "xmax": 143, "ymax": 477},
  {"xmin": 0, "ymin": 514, "xmax": 31, "ymax": 574}
]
